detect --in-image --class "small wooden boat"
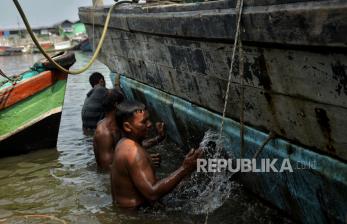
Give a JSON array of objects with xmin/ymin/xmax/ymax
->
[
  {"xmin": 54, "ymin": 40, "xmax": 72, "ymax": 51},
  {"xmin": 0, "ymin": 46, "xmax": 10, "ymax": 56},
  {"xmin": 72, "ymin": 38, "xmax": 92, "ymax": 52},
  {"xmin": 0, "ymin": 46, "xmax": 23, "ymax": 56},
  {"xmin": 0, "ymin": 52, "xmax": 75, "ymax": 157},
  {"xmin": 39, "ymin": 41, "xmax": 54, "ymax": 51}
]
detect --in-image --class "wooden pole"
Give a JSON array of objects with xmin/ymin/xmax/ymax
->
[{"xmin": 92, "ymin": 0, "xmax": 104, "ymax": 7}]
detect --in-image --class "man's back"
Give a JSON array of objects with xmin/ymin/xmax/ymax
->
[{"xmin": 93, "ymin": 120, "xmax": 120, "ymax": 171}]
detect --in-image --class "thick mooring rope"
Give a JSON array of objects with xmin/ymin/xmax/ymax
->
[{"xmin": 12, "ymin": 0, "xmax": 133, "ymax": 75}]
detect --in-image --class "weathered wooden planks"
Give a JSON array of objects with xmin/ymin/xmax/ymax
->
[
  {"xmin": 80, "ymin": 0, "xmax": 347, "ymax": 47},
  {"xmin": 80, "ymin": 0, "xmax": 347, "ymax": 160}
]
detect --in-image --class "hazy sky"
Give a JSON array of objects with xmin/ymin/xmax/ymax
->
[{"xmin": 0, "ymin": 0, "xmax": 115, "ymax": 30}]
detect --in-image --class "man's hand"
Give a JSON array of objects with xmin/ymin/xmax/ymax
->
[
  {"xmin": 148, "ymin": 122, "xmax": 166, "ymax": 147},
  {"xmin": 142, "ymin": 122, "xmax": 166, "ymax": 149},
  {"xmin": 182, "ymin": 148, "xmax": 203, "ymax": 172},
  {"xmin": 155, "ymin": 122, "xmax": 166, "ymax": 139},
  {"xmin": 150, "ymin": 153, "xmax": 161, "ymax": 167}
]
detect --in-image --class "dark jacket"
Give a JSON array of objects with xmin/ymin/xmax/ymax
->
[{"xmin": 81, "ymin": 85, "xmax": 108, "ymax": 130}]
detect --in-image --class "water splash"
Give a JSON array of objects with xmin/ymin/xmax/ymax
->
[{"xmin": 163, "ymin": 130, "xmax": 238, "ymax": 215}]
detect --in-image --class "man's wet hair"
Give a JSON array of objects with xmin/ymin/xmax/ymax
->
[
  {"xmin": 102, "ymin": 89, "xmax": 124, "ymax": 112},
  {"xmin": 89, "ymin": 72, "xmax": 104, "ymax": 87},
  {"xmin": 116, "ymin": 100, "xmax": 146, "ymax": 130}
]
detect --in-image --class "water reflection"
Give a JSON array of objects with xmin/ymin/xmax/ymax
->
[{"xmin": 0, "ymin": 54, "xmax": 42, "ymax": 77}]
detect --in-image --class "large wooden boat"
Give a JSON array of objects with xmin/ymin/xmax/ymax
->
[
  {"xmin": 79, "ymin": 1, "xmax": 347, "ymax": 223},
  {"xmin": 0, "ymin": 52, "xmax": 75, "ymax": 157},
  {"xmin": 0, "ymin": 46, "xmax": 23, "ymax": 56}
]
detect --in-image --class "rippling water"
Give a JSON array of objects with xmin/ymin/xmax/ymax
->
[{"xmin": 0, "ymin": 52, "xmax": 293, "ymax": 224}]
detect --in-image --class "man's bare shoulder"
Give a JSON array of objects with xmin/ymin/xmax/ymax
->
[
  {"xmin": 115, "ymin": 139, "xmax": 146, "ymax": 163},
  {"xmin": 94, "ymin": 121, "xmax": 112, "ymax": 139}
]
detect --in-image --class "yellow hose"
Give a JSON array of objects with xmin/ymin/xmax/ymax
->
[{"xmin": 13, "ymin": 0, "xmax": 133, "ymax": 75}]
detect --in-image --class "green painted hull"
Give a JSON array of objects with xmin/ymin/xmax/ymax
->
[
  {"xmin": 0, "ymin": 79, "xmax": 67, "ymax": 154},
  {"xmin": 116, "ymin": 74, "xmax": 347, "ymax": 224}
]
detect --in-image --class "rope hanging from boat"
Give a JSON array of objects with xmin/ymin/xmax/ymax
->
[
  {"xmin": 12, "ymin": 0, "xmax": 133, "ymax": 75},
  {"xmin": 218, "ymin": 0, "xmax": 277, "ymax": 160},
  {"xmin": 92, "ymin": 1, "xmax": 96, "ymax": 51},
  {"xmin": 218, "ymin": 0, "xmax": 244, "ymax": 148},
  {"xmin": 0, "ymin": 68, "xmax": 15, "ymax": 83},
  {"xmin": 227, "ymin": 131, "xmax": 277, "ymax": 181},
  {"xmin": 203, "ymin": 2, "xmax": 245, "ymax": 224},
  {"xmin": 253, "ymin": 131, "xmax": 277, "ymax": 159},
  {"xmin": 238, "ymin": 34, "xmax": 245, "ymax": 158},
  {"xmin": 215, "ymin": 4, "xmax": 278, "ymax": 212}
]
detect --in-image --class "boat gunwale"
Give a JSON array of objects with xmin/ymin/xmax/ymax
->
[
  {"xmin": 0, "ymin": 70, "xmax": 67, "ymax": 110},
  {"xmin": 79, "ymin": 0, "xmax": 347, "ymax": 48}
]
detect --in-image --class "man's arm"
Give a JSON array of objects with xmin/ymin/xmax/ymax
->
[
  {"xmin": 127, "ymin": 146, "xmax": 201, "ymax": 202},
  {"xmin": 142, "ymin": 135, "xmax": 165, "ymax": 149},
  {"xmin": 93, "ymin": 131, "xmax": 114, "ymax": 169}
]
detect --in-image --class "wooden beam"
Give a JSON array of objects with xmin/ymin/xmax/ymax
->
[{"xmin": 92, "ymin": 0, "xmax": 104, "ymax": 7}]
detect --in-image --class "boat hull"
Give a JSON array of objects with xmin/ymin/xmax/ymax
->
[
  {"xmin": 0, "ymin": 111, "xmax": 62, "ymax": 157},
  {"xmin": 116, "ymin": 74, "xmax": 347, "ymax": 224},
  {"xmin": 80, "ymin": 0, "xmax": 347, "ymax": 161},
  {"xmin": 80, "ymin": 1, "xmax": 347, "ymax": 223},
  {"xmin": 0, "ymin": 69, "xmax": 68, "ymax": 157}
]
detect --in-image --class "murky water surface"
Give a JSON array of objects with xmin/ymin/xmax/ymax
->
[{"xmin": 0, "ymin": 52, "xmax": 293, "ymax": 223}]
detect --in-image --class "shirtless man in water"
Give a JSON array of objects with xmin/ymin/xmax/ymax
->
[
  {"xmin": 93, "ymin": 91, "xmax": 165, "ymax": 171},
  {"xmin": 111, "ymin": 100, "xmax": 202, "ymax": 208},
  {"xmin": 93, "ymin": 88, "xmax": 124, "ymax": 170}
]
